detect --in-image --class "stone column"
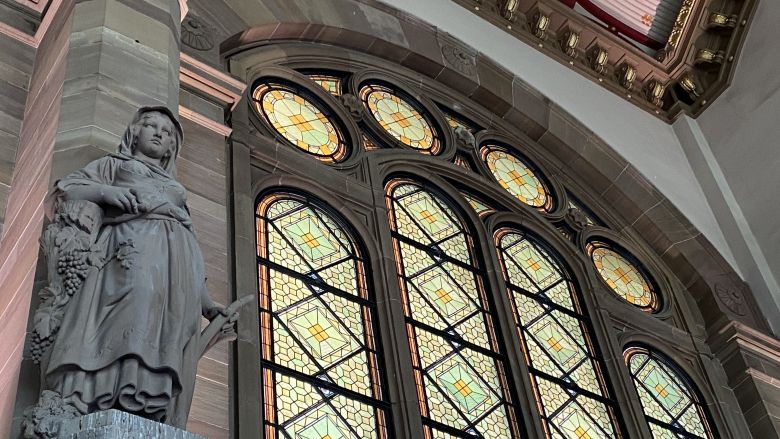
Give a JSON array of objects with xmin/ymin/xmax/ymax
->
[
  {"xmin": 52, "ymin": 0, "xmax": 183, "ymax": 180},
  {"xmin": 3, "ymin": 0, "xmax": 185, "ymax": 435}
]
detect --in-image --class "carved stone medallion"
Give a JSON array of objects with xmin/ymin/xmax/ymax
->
[
  {"xmin": 181, "ymin": 15, "xmax": 215, "ymax": 51},
  {"xmin": 442, "ymin": 43, "xmax": 477, "ymax": 76}
]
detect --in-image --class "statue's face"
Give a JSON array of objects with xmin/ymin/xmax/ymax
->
[{"xmin": 134, "ymin": 111, "xmax": 176, "ymax": 161}]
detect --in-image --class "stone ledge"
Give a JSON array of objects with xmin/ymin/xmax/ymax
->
[{"xmin": 58, "ymin": 410, "xmax": 206, "ymax": 439}]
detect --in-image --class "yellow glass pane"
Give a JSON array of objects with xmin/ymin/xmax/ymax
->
[
  {"xmin": 461, "ymin": 192, "xmax": 494, "ymax": 216},
  {"xmin": 308, "ymin": 74, "xmax": 342, "ymax": 95},
  {"xmin": 253, "ymin": 83, "xmax": 346, "ymax": 162},
  {"xmin": 591, "ymin": 245, "xmax": 656, "ymax": 310},
  {"xmin": 483, "ymin": 147, "xmax": 550, "ymax": 209},
  {"xmin": 361, "ymin": 84, "xmax": 440, "ymax": 153}
]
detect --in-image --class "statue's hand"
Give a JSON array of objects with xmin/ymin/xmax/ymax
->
[
  {"xmin": 101, "ymin": 186, "xmax": 140, "ymax": 213},
  {"xmin": 202, "ymin": 304, "xmax": 227, "ymax": 320}
]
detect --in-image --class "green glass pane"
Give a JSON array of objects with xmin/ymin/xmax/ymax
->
[
  {"xmin": 591, "ymin": 246, "xmax": 655, "ymax": 309},
  {"xmin": 498, "ymin": 230, "xmax": 622, "ymax": 439},
  {"xmin": 484, "ymin": 148, "xmax": 549, "ymax": 208},
  {"xmin": 389, "ymin": 182, "xmax": 518, "ymax": 437},
  {"xmin": 259, "ymin": 196, "xmax": 387, "ymax": 438},
  {"xmin": 627, "ymin": 349, "xmax": 713, "ymax": 439},
  {"xmin": 255, "ymin": 84, "xmax": 345, "ymax": 161},
  {"xmin": 362, "ymin": 84, "xmax": 438, "ymax": 152}
]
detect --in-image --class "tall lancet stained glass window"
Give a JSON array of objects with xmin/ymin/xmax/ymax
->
[
  {"xmin": 386, "ymin": 180, "xmax": 521, "ymax": 439},
  {"xmin": 495, "ymin": 229, "xmax": 623, "ymax": 439},
  {"xmin": 256, "ymin": 193, "xmax": 389, "ymax": 439},
  {"xmin": 625, "ymin": 346, "xmax": 715, "ymax": 439}
]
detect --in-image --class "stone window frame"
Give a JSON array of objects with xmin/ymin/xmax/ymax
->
[{"xmin": 227, "ymin": 41, "xmax": 748, "ymax": 439}]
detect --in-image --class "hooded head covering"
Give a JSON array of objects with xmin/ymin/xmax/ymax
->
[{"xmin": 119, "ymin": 106, "xmax": 183, "ymax": 175}]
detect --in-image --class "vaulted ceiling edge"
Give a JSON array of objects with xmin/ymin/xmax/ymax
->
[{"xmin": 451, "ymin": 0, "xmax": 758, "ymax": 121}]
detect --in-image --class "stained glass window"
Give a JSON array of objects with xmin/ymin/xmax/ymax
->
[
  {"xmin": 588, "ymin": 242, "xmax": 658, "ymax": 311},
  {"xmin": 444, "ymin": 112, "xmax": 478, "ymax": 134},
  {"xmin": 363, "ymin": 135, "xmax": 381, "ymax": 151},
  {"xmin": 257, "ymin": 193, "xmax": 389, "ymax": 439},
  {"xmin": 360, "ymin": 83, "xmax": 441, "ymax": 154},
  {"xmin": 308, "ymin": 74, "xmax": 342, "ymax": 95},
  {"xmin": 386, "ymin": 180, "xmax": 521, "ymax": 439},
  {"xmin": 253, "ymin": 81, "xmax": 348, "ymax": 162},
  {"xmin": 625, "ymin": 346, "xmax": 715, "ymax": 439},
  {"xmin": 481, "ymin": 145, "xmax": 553, "ymax": 211},
  {"xmin": 460, "ymin": 192, "xmax": 494, "ymax": 217},
  {"xmin": 496, "ymin": 229, "xmax": 624, "ymax": 439},
  {"xmin": 454, "ymin": 155, "xmax": 473, "ymax": 171}
]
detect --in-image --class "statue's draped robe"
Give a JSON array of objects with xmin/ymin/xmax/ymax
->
[{"xmin": 45, "ymin": 155, "xmax": 204, "ymax": 425}]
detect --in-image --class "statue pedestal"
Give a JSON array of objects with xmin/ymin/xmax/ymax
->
[{"xmin": 57, "ymin": 410, "xmax": 206, "ymax": 439}]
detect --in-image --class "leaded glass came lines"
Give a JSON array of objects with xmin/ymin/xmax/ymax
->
[
  {"xmin": 387, "ymin": 180, "xmax": 521, "ymax": 439},
  {"xmin": 308, "ymin": 74, "xmax": 342, "ymax": 95},
  {"xmin": 257, "ymin": 194, "xmax": 388, "ymax": 439},
  {"xmin": 361, "ymin": 83, "xmax": 441, "ymax": 154},
  {"xmin": 496, "ymin": 229, "xmax": 624, "ymax": 439},
  {"xmin": 625, "ymin": 347, "xmax": 714, "ymax": 439},
  {"xmin": 589, "ymin": 243, "xmax": 657, "ymax": 311},
  {"xmin": 482, "ymin": 146, "xmax": 552, "ymax": 210},
  {"xmin": 253, "ymin": 82, "xmax": 347, "ymax": 162},
  {"xmin": 460, "ymin": 192, "xmax": 494, "ymax": 217}
]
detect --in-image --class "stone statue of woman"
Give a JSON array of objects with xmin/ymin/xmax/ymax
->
[{"xmin": 24, "ymin": 107, "xmax": 241, "ymax": 436}]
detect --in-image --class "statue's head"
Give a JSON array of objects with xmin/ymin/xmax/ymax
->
[{"xmin": 119, "ymin": 106, "xmax": 183, "ymax": 175}]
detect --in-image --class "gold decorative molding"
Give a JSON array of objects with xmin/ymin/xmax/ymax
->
[{"xmin": 448, "ymin": 0, "xmax": 759, "ymax": 120}]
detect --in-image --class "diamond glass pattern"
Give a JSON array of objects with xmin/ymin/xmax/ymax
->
[
  {"xmin": 589, "ymin": 243, "xmax": 657, "ymax": 311},
  {"xmin": 387, "ymin": 180, "xmax": 521, "ymax": 438},
  {"xmin": 497, "ymin": 230, "xmax": 623, "ymax": 439},
  {"xmin": 626, "ymin": 347, "xmax": 714, "ymax": 439},
  {"xmin": 253, "ymin": 82, "xmax": 347, "ymax": 162},
  {"xmin": 257, "ymin": 194, "xmax": 388, "ymax": 439},
  {"xmin": 360, "ymin": 83, "xmax": 441, "ymax": 154},
  {"xmin": 482, "ymin": 146, "xmax": 551, "ymax": 210}
]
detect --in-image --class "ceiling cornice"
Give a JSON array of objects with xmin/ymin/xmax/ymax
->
[{"xmin": 451, "ymin": 0, "xmax": 758, "ymax": 121}]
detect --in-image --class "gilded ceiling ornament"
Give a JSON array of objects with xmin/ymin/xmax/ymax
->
[
  {"xmin": 617, "ymin": 63, "xmax": 636, "ymax": 90},
  {"xmin": 707, "ymin": 12, "xmax": 738, "ymax": 30},
  {"xmin": 560, "ymin": 31, "xmax": 580, "ymax": 58},
  {"xmin": 589, "ymin": 46, "xmax": 609, "ymax": 75},
  {"xmin": 181, "ymin": 15, "xmax": 215, "ymax": 51},
  {"xmin": 498, "ymin": 0, "xmax": 520, "ymax": 21},
  {"xmin": 532, "ymin": 13, "xmax": 550, "ymax": 39},
  {"xmin": 442, "ymin": 43, "xmax": 477, "ymax": 76},
  {"xmin": 695, "ymin": 48, "xmax": 725, "ymax": 66},
  {"xmin": 679, "ymin": 74, "xmax": 701, "ymax": 98},
  {"xmin": 645, "ymin": 80, "xmax": 667, "ymax": 107}
]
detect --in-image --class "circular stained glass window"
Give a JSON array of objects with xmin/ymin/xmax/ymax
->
[
  {"xmin": 359, "ymin": 83, "xmax": 441, "ymax": 154},
  {"xmin": 589, "ymin": 242, "xmax": 658, "ymax": 311},
  {"xmin": 253, "ymin": 81, "xmax": 347, "ymax": 162},
  {"xmin": 482, "ymin": 146, "xmax": 552, "ymax": 210}
]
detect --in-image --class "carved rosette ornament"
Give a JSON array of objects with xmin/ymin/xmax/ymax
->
[
  {"xmin": 339, "ymin": 93, "xmax": 364, "ymax": 121},
  {"xmin": 181, "ymin": 15, "xmax": 215, "ymax": 51},
  {"xmin": 442, "ymin": 43, "xmax": 477, "ymax": 76},
  {"xmin": 715, "ymin": 283, "xmax": 747, "ymax": 316}
]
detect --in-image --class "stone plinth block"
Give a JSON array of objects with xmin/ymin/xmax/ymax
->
[{"xmin": 57, "ymin": 410, "xmax": 206, "ymax": 439}]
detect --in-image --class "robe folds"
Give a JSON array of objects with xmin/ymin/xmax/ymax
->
[{"xmin": 46, "ymin": 155, "xmax": 205, "ymax": 425}]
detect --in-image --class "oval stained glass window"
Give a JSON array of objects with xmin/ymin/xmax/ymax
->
[
  {"xmin": 625, "ymin": 346, "xmax": 715, "ymax": 438},
  {"xmin": 360, "ymin": 83, "xmax": 441, "ymax": 154},
  {"xmin": 253, "ymin": 81, "xmax": 347, "ymax": 162},
  {"xmin": 482, "ymin": 146, "xmax": 552, "ymax": 210},
  {"xmin": 589, "ymin": 242, "xmax": 658, "ymax": 311}
]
